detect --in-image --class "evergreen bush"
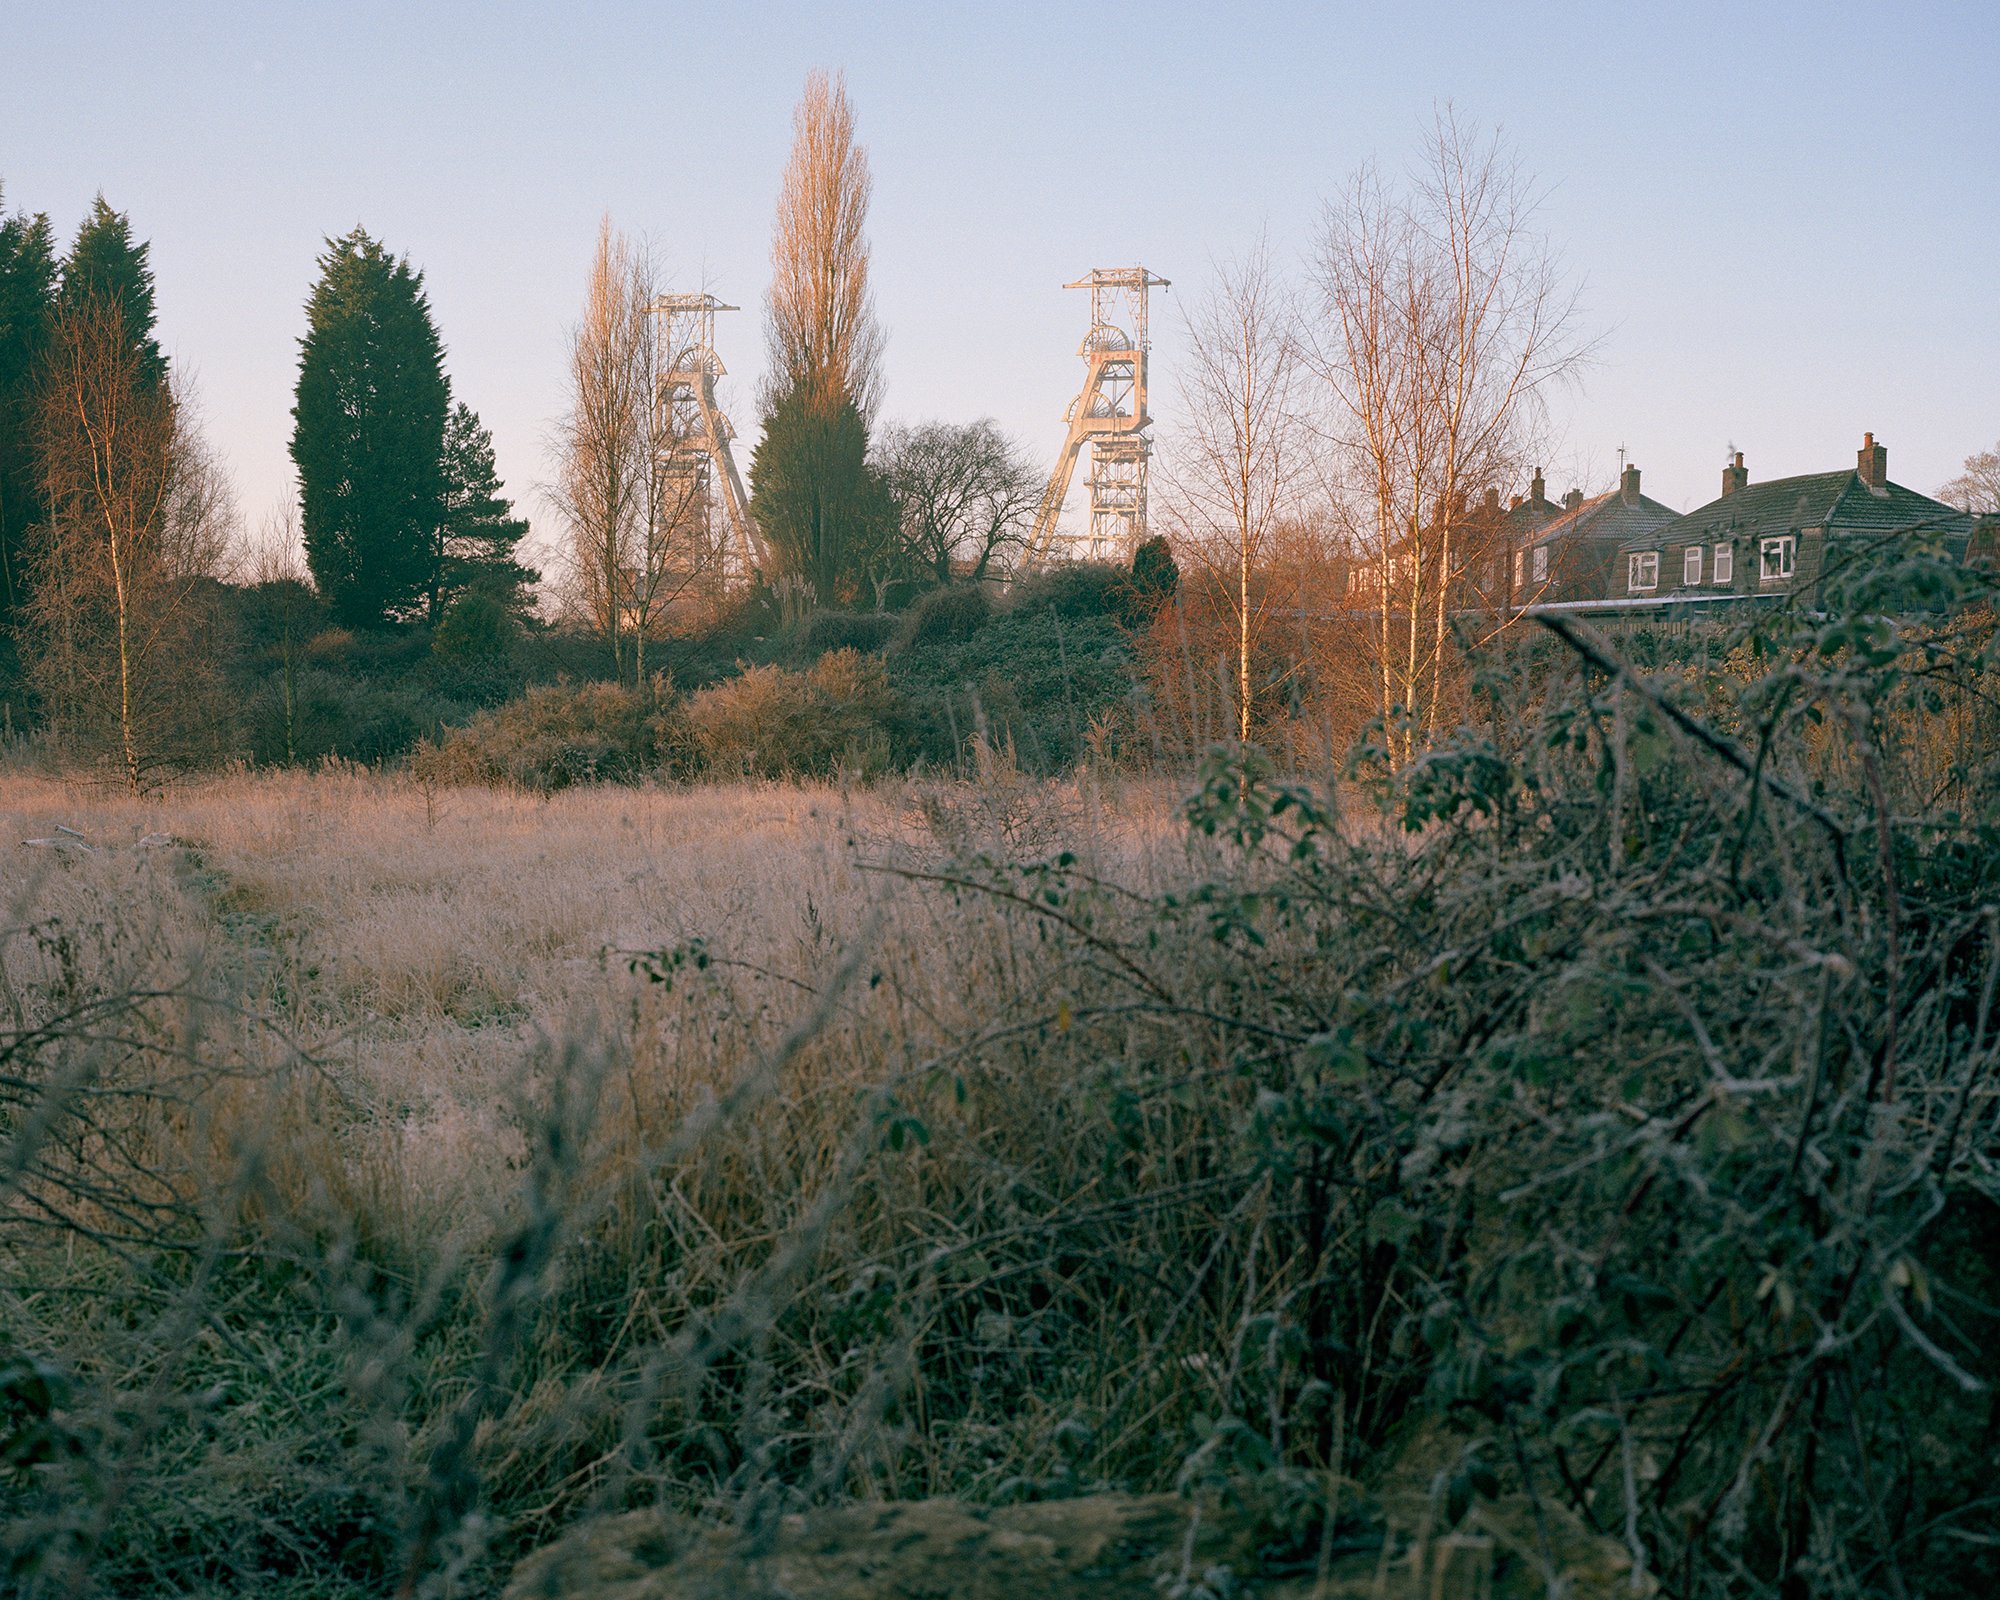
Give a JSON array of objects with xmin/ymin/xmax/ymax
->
[
  {"xmin": 889, "ymin": 607, "xmax": 1135, "ymax": 771},
  {"xmin": 797, "ymin": 608, "xmax": 896, "ymax": 659},
  {"xmin": 892, "ymin": 583, "xmax": 990, "ymax": 651},
  {"xmin": 1006, "ymin": 560, "xmax": 1131, "ymax": 622},
  {"xmin": 432, "ymin": 590, "xmax": 512, "ymax": 659}
]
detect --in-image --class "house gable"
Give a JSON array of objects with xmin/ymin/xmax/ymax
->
[
  {"xmin": 1516, "ymin": 464, "xmax": 1677, "ymax": 604},
  {"xmin": 1613, "ymin": 440, "xmax": 1974, "ymax": 607}
]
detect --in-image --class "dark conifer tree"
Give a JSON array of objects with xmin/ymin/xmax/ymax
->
[
  {"xmin": 290, "ymin": 228, "xmax": 448, "ymax": 627},
  {"xmin": 432, "ymin": 401, "xmax": 535, "ymax": 620},
  {"xmin": 749, "ymin": 380, "xmax": 893, "ymax": 606},
  {"xmin": 56, "ymin": 195, "xmax": 165, "ymax": 393},
  {"xmin": 1128, "ymin": 534, "xmax": 1180, "ymax": 613},
  {"xmin": 0, "ymin": 187, "xmax": 58, "ymax": 618}
]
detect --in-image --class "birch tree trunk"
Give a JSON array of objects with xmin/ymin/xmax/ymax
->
[
  {"xmin": 28, "ymin": 294, "xmax": 228, "ymax": 788},
  {"xmin": 1166, "ymin": 240, "xmax": 1308, "ymax": 747},
  {"xmin": 1306, "ymin": 110, "xmax": 1587, "ymax": 767}
]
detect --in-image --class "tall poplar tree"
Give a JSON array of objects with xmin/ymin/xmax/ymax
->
[
  {"xmin": 291, "ymin": 228, "xmax": 448, "ymax": 627},
  {"xmin": 763, "ymin": 69, "xmax": 883, "ymax": 419},
  {"xmin": 552, "ymin": 219, "xmax": 646, "ymax": 674},
  {"xmin": 751, "ymin": 70, "xmax": 893, "ymax": 603},
  {"xmin": 0, "ymin": 186, "xmax": 58, "ymax": 618}
]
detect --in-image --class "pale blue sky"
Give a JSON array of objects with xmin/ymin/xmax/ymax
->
[{"xmin": 5, "ymin": 0, "xmax": 1995, "ymax": 569}]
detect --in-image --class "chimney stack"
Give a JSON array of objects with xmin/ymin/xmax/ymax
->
[
  {"xmin": 1722, "ymin": 451, "xmax": 1748, "ymax": 498},
  {"xmin": 1857, "ymin": 431, "xmax": 1887, "ymax": 488},
  {"xmin": 1531, "ymin": 467, "xmax": 1547, "ymax": 506},
  {"xmin": 1620, "ymin": 463, "xmax": 1641, "ymax": 507},
  {"xmin": 1510, "ymin": 494, "xmax": 1523, "ymax": 511},
  {"xmin": 1564, "ymin": 488, "xmax": 1583, "ymax": 512},
  {"xmin": 1483, "ymin": 486, "xmax": 1500, "ymax": 515}
]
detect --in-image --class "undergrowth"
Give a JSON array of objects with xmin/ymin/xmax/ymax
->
[{"xmin": 3, "ymin": 534, "xmax": 1998, "ymax": 1598}]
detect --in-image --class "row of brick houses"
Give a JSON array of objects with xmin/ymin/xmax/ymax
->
[{"xmin": 1497, "ymin": 433, "xmax": 1985, "ymax": 617}]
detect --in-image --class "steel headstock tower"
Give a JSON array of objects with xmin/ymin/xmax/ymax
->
[
  {"xmin": 647, "ymin": 292, "xmax": 764, "ymax": 580},
  {"xmin": 1024, "ymin": 266, "xmax": 1168, "ymax": 565}
]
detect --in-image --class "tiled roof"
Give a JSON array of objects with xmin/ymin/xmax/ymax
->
[
  {"xmin": 1821, "ymin": 475, "xmax": 1977, "ymax": 534},
  {"xmin": 1620, "ymin": 472, "xmax": 1973, "ymax": 552},
  {"xmin": 1502, "ymin": 497, "xmax": 1564, "ymax": 539},
  {"xmin": 1532, "ymin": 490, "xmax": 1678, "ymax": 550}
]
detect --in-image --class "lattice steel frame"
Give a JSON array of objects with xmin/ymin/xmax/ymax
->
[
  {"xmin": 647, "ymin": 293, "xmax": 764, "ymax": 581},
  {"xmin": 1024, "ymin": 267, "xmax": 1169, "ymax": 565}
]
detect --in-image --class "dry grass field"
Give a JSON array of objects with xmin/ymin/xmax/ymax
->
[
  {"xmin": 2, "ymin": 762, "xmax": 1248, "ymax": 1595},
  {"xmin": 0, "ymin": 763, "xmax": 1186, "ymax": 1246}
]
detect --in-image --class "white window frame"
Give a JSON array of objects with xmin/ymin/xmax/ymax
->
[
  {"xmin": 1513, "ymin": 549, "xmax": 1525, "ymax": 588},
  {"xmin": 1628, "ymin": 551, "xmax": 1659, "ymax": 592},
  {"xmin": 1713, "ymin": 543, "xmax": 1733, "ymax": 584},
  {"xmin": 1683, "ymin": 546, "xmax": 1702, "ymax": 586},
  {"xmin": 1532, "ymin": 545, "xmax": 1548, "ymax": 584},
  {"xmin": 1760, "ymin": 535, "xmax": 1796, "ymax": 583}
]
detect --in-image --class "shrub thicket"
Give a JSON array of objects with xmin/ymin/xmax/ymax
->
[
  {"xmin": 4, "ymin": 541, "xmax": 1168, "ymax": 782},
  {"xmin": 242, "ymin": 664, "xmax": 459, "ymax": 766},
  {"xmin": 889, "ymin": 603, "xmax": 1136, "ymax": 771},
  {"xmin": 411, "ymin": 678, "xmax": 684, "ymax": 790},
  {"xmin": 795, "ymin": 607, "xmax": 896, "ymax": 659},
  {"xmin": 892, "ymin": 582, "xmax": 991, "ymax": 651},
  {"xmin": 685, "ymin": 647, "xmax": 903, "ymax": 779},
  {"xmin": 1006, "ymin": 558, "xmax": 1138, "ymax": 623},
  {"xmin": 218, "ymin": 579, "xmax": 627, "ymax": 768},
  {"xmin": 1128, "ymin": 533, "xmax": 1179, "ymax": 616},
  {"xmin": 432, "ymin": 589, "xmax": 513, "ymax": 659}
]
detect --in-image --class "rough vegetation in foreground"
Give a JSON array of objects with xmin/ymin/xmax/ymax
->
[
  {"xmin": 505, "ymin": 1486, "xmax": 1640, "ymax": 1598},
  {"xmin": 3, "ymin": 540, "xmax": 2000, "ymax": 1599}
]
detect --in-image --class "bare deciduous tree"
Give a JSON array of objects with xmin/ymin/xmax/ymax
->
[
  {"xmin": 1937, "ymin": 441, "xmax": 2000, "ymax": 514},
  {"xmin": 554, "ymin": 222, "xmax": 723, "ymax": 687},
  {"xmin": 623, "ymin": 287, "xmax": 736, "ymax": 684},
  {"xmin": 28, "ymin": 294, "xmax": 233, "ymax": 789},
  {"xmin": 1165, "ymin": 240, "xmax": 1312, "ymax": 743},
  {"xmin": 877, "ymin": 419, "xmax": 1040, "ymax": 584},
  {"xmin": 1307, "ymin": 109, "xmax": 1587, "ymax": 762},
  {"xmin": 240, "ymin": 498, "xmax": 316, "ymax": 766},
  {"xmin": 553, "ymin": 217, "xmax": 644, "ymax": 675},
  {"xmin": 766, "ymin": 69, "xmax": 883, "ymax": 419}
]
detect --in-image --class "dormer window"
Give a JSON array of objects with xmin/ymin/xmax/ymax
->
[
  {"xmin": 1628, "ymin": 551, "xmax": 1659, "ymax": 592},
  {"xmin": 1683, "ymin": 546, "xmax": 1702, "ymax": 585},
  {"xmin": 1760, "ymin": 535, "xmax": 1796, "ymax": 583},
  {"xmin": 1713, "ymin": 543, "xmax": 1734, "ymax": 584}
]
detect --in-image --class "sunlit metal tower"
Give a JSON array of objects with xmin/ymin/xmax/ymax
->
[
  {"xmin": 648, "ymin": 292, "xmax": 764, "ymax": 580},
  {"xmin": 1024, "ymin": 267, "xmax": 1169, "ymax": 565}
]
